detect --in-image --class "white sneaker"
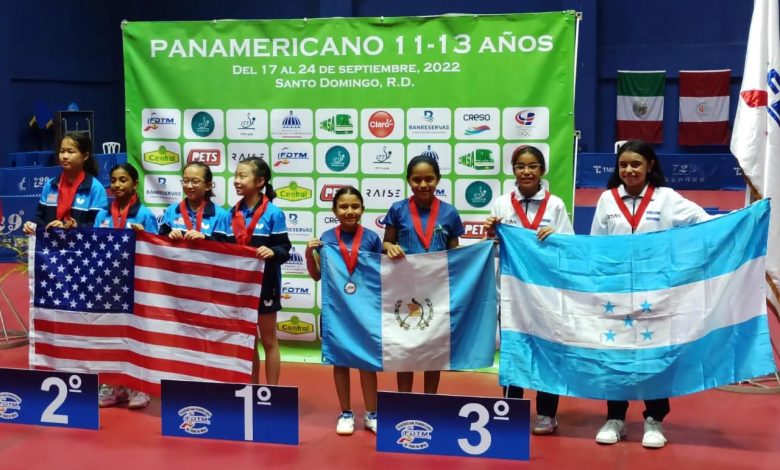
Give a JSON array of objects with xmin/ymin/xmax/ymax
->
[
  {"xmin": 642, "ymin": 417, "xmax": 667, "ymax": 448},
  {"xmin": 363, "ymin": 411, "xmax": 377, "ymax": 434},
  {"xmin": 336, "ymin": 411, "xmax": 355, "ymax": 436},
  {"xmin": 532, "ymin": 415, "xmax": 558, "ymax": 435},
  {"xmin": 98, "ymin": 384, "xmax": 128, "ymax": 408},
  {"xmin": 595, "ymin": 419, "xmax": 626, "ymax": 444},
  {"xmin": 127, "ymin": 389, "xmax": 150, "ymax": 409}
]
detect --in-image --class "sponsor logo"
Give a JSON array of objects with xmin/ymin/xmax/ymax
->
[
  {"xmin": 0, "ymin": 208, "xmax": 25, "ymax": 235},
  {"xmin": 422, "ymin": 110, "xmax": 434, "ymax": 123},
  {"xmin": 368, "ymin": 110, "xmax": 395, "ymax": 138},
  {"xmin": 514, "ymin": 110, "xmax": 536, "ymax": 126},
  {"xmin": 157, "ymin": 176, "xmax": 168, "ymax": 186},
  {"xmin": 393, "ymin": 298, "xmax": 434, "ymax": 331},
  {"xmin": 462, "ymin": 221, "xmax": 486, "ymax": 239},
  {"xmin": 281, "ymin": 281, "xmax": 311, "ymax": 300},
  {"xmin": 458, "ymin": 149, "xmax": 495, "ymax": 170},
  {"xmin": 144, "ymin": 112, "xmax": 177, "ymax": 132},
  {"xmin": 320, "ymin": 114, "xmax": 354, "ymax": 134},
  {"xmin": 277, "ymin": 315, "xmax": 315, "ymax": 335},
  {"xmin": 187, "ymin": 149, "xmax": 221, "ymax": 165},
  {"xmin": 322, "ymin": 215, "xmax": 340, "ymax": 224},
  {"xmin": 191, "ymin": 111, "xmax": 215, "ymax": 137},
  {"xmin": 364, "ymin": 188, "xmax": 402, "ymax": 199},
  {"xmin": 282, "ymin": 110, "xmax": 302, "ymax": 129},
  {"xmin": 396, "ymin": 420, "xmax": 434, "ymax": 450},
  {"xmin": 320, "ymin": 184, "xmax": 350, "ymax": 201},
  {"xmin": 144, "ymin": 145, "xmax": 180, "ymax": 165},
  {"xmin": 0, "ymin": 392, "xmax": 22, "ymax": 420},
  {"xmin": 632, "ymin": 99, "xmax": 649, "ymax": 118},
  {"xmin": 17, "ymin": 177, "xmax": 27, "ymax": 192},
  {"xmin": 178, "ymin": 406, "xmax": 212, "ymax": 435},
  {"xmin": 238, "ymin": 112, "xmax": 256, "ymax": 130},
  {"xmin": 274, "ymin": 147, "xmax": 309, "ymax": 167},
  {"xmin": 287, "ymin": 246, "xmax": 304, "ymax": 266},
  {"xmin": 325, "ymin": 145, "xmax": 350, "ymax": 172},
  {"xmin": 465, "ymin": 125, "xmax": 491, "ymax": 136},
  {"xmin": 462, "ymin": 114, "xmax": 492, "ymax": 121},
  {"xmin": 231, "ymin": 151, "xmax": 265, "ymax": 162},
  {"xmin": 285, "ymin": 213, "xmax": 314, "ymax": 238},
  {"xmin": 374, "ymin": 216, "xmax": 386, "ymax": 229},
  {"xmin": 276, "ymin": 182, "xmax": 313, "ymax": 202},
  {"xmin": 465, "ymin": 181, "xmax": 493, "ymax": 208},
  {"xmin": 374, "ymin": 146, "xmax": 393, "ymax": 163}
]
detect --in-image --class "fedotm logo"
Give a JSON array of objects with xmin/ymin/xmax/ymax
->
[
  {"xmin": 396, "ymin": 420, "xmax": 434, "ymax": 450},
  {"xmin": 178, "ymin": 406, "xmax": 212, "ymax": 435},
  {"xmin": 0, "ymin": 392, "xmax": 22, "ymax": 420}
]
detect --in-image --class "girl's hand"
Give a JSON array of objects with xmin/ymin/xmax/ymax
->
[
  {"xmin": 483, "ymin": 216, "xmax": 502, "ymax": 238},
  {"xmin": 63, "ymin": 218, "xmax": 78, "ymax": 229},
  {"xmin": 386, "ymin": 243, "xmax": 406, "ymax": 260},
  {"xmin": 256, "ymin": 246, "xmax": 275, "ymax": 259},
  {"xmin": 45, "ymin": 220, "xmax": 67, "ymax": 230},
  {"xmin": 23, "ymin": 221, "xmax": 37, "ymax": 235},
  {"xmin": 168, "ymin": 229, "xmax": 184, "ymax": 240},
  {"xmin": 537, "ymin": 226, "xmax": 555, "ymax": 241},
  {"xmin": 306, "ymin": 239, "xmax": 322, "ymax": 251},
  {"xmin": 129, "ymin": 223, "xmax": 145, "ymax": 232},
  {"xmin": 183, "ymin": 230, "xmax": 205, "ymax": 240}
]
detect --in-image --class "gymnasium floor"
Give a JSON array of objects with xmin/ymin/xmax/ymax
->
[{"xmin": 1, "ymin": 264, "xmax": 779, "ymax": 469}]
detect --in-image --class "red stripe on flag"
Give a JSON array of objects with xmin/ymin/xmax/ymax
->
[
  {"xmin": 679, "ymin": 121, "xmax": 730, "ymax": 146},
  {"xmin": 136, "ymin": 231, "xmax": 258, "ymax": 258},
  {"xmin": 679, "ymin": 70, "xmax": 730, "ymax": 97},
  {"xmin": 134, "ymin": 278, "xmax": 261, "ymax": 310},
  {"xmin": 134, "ymin": 303, "xmax": 257, "ymax": 335},
  {"xmin": 741, "ymin": 89, "xmax": 769, "ymax": 108},
  {"xmin": 33, "ymin": 342, "xmax": 251, "ymax": 383},
  {"xmin": 135, "ymin": 252, "xmax": 262, "ymax": 284},
  {"xmin": 616, "ymin": 120, "xmax": 663, "ymax": 143},
  {"xmin": 33, "ymin": 319, "xmax": 255, "ymax": 361}
]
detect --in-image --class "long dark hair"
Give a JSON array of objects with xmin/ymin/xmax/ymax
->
[
  {"xmin": 238, "ymin": 157, "xmax": 276, "ymax": 201},
  {"xmin": 182, "ymin": 162, "xmax": 214, "ymax": 199},
  {"xmin": 607, "ymin": 140, "xmax": 666, "ymax": 189},
  {"xmin": 59, "ymin": 131, "xmax": 98, "ymax": 176}
]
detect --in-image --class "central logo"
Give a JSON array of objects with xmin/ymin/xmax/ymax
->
[
  {"xmin": 325, "ymin": 146, "xmax": 350, "ymax": 172},
  {"xmin": 465, "ymin": 181, "xmax": 492, "ymax": 208},
  {"xmin": 144, "ymin": 145, "xmax": 180, "ymax": 165},
  {"xmin": 191, "ymin": 111, "xmax": 215, "ymax": 137},
  {"xmin": 277, "ymin": 315, "xmax": 315, "ymax": 335},
  {"xmin": 0, "ymin": 392, "xmax": 22, "ymax": 420},
  {"xmin": 368, "ymin": 111, "xmax": 395, "ymax": 138},
  {"xmin": 393, "ymin": 298, "xmax": 434, "ymax": 331},
  {"xmin": 178, "ymin": 406, "xmax": 212, "ymax": 435},
  {"xmin": 276, "ymin": 182, "xmax": 313, "ymax": 202},
  {"xmin": 396, "ymin": 420, "xmax": 434, "ymax": 450}
]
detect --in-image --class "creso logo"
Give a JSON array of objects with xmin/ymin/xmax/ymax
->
[
  {"xmin": 465, "ymin": 181, "xmax": 493, "ymax": 208},
  {"xmin": 325, "ymin": 145, "xmax": 350, "ymax": 172},
  {"xmin": 191, "ymin": 111, "xmax": 215, "ymax": 137},
  {"xmin": 187, "ymin": 149, "xmax": 221, "ymax": 165},
  {"xmin": 320, "ymin": 184, "xmax": 350, "ymax": 201},
  {"xmin": 515, "ymin": 110, "xmax": 536, "ymax": 126},
  {"xmin": 368, "ymin": 110, "xmax": 395, "ymax": 138}
]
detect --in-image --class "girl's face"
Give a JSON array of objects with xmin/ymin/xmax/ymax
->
[
  {"xmin": 333, "ymin": 193, "xmax": 364, "ymax": 231},
  {"xmin": 407, "ymin": 162, "xmax": 440, "ymax": 205},
  {"xmin": 234, "ymin": 163, "xmax": 264, "ymax": 197},
  {"xmin": 181, "ymin": 166, "xmax": 211, "ymax": 203},
  {"xmin": 618, "ymin": 151, "xmax": 654, "ymax": 190},
  {"xmin": 110, "ymin": 168, "xmax": 137, "ymax": 201},
  {"xmin": 59, "ymin": 137, "xmax": 88, "ymax": 173},
  {"xmin": 513, "ymin": 152, "xmax": 545, "ymax": 194}
]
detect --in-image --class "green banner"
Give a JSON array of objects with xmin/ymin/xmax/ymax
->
[{"xmin": 123, "ymin": 13, "xmax": 577, "ymax": 363}]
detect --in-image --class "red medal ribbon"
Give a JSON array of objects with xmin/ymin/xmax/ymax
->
[
  {"xmin": 408, "ymin": 197, "xmax": 440, "ymax": 250},
  {"xmin": 111, "ymin": 194, "xmax": 137, "ymax": 229},
  {"xmin": 335, "ymin": 225, "xmax": 364, "ymax": 275},
  {"xmin": 511, "ymin": 190, "xmax": 550, "ymax": 230},
  {"xmin": 610, "ymin": 185, "xmax": 655, "ymax": 232},
  {"xmin": 179, "ymin": 200, "xmax": 206, "ymax": 232},
  {"xmin": 232, "ymin": 196, "xmax": 269, "ymax": 246},
  {"xmin": 56, "ymin": 171, "xmax": 86, "ymax": 221}
]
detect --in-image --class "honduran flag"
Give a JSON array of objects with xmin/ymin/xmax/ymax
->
[
  {"xmin": 616, "ymin": 70, "xmax": 666, "ymax": 143},
  {"xmin": 320, "ymin": 241, "xmax": 497, "ymax": 372},
  {"xmin": 497, "ymin": 200, "xmax": 776, "ymax": 400},
  {"xmin": 679, "ymin": 69, "xmax": 731, "ymax": 146}
]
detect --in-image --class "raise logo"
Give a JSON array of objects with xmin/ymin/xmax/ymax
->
[
  {"xmin": 462, "ymin": 222, "xmax": 486, "ymax": 239},
  {"xmin": 187, "ymin": 149, "xmax": 221, "ymax": 165},
  {"xmin": 514, "ymin": 111, "xmax": 536, "ymax": 126},
  {"xmin": 320, "ymin": 184, "xmax": 350, "ymax": 201},
  {"xmin": 368, "ymin": 111, "xmax": 395, "ymax": 138}
]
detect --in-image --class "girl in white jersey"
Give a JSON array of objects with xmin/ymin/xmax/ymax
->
[{"xmin": 590, "ymin": 140, "xmax": 711, "ymax": 449}]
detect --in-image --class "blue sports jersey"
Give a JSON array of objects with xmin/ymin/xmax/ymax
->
[
  {"xmin": 382, "ymin": 198, "xmax": 464, "ymax": 254},
  {"xmin": 36, "ymin": 173, "xmax": 108, "ymax": 226},
  {"xmin": 94, "ymin": 199, "xmax": 159, "ymax": 234},
  {"xmin": 319, "ymin": 226, "xmax": 383, "ymax": 255},
  {"xmin": 158, "ymin": 200, "xmax": 227, "ymax": 238}
]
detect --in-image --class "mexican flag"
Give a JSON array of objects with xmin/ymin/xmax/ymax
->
[
  {"xmin": 616, "ymin": 70, "xmax": 666, "ymax": 143},
  {"xmin": 679, "ymin": 69, "xmax": 731, "ymax": 146}
]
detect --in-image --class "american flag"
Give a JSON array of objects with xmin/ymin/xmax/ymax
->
[{"xmin": 28, "ymin": 228, "xmax": 264, "ymax": 395}]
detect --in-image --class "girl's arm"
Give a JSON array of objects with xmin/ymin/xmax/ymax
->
[
  {"xmin": 590, "ymin": 193, "xmax": 609, "ymax": 236},
  {"xmin": 383, "ymin": 225, "xmax": 405, "ymax": 259},
  {"xmin": 305, "ymin": 240, "xmax": 322, "ymax": 281}
]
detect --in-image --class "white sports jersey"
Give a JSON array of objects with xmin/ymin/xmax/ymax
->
[
  {"xmin": 590, "ymin": 184, "xmax": 712, "ymax": 235},
  {"xmin": 490, "ymin": 186, "xmax": 574, "ymax": 234}
]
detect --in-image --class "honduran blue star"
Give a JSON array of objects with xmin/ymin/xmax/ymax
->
[
  {"xmin": 604, "ymin": 329, "xmax": 617, "ymax": 341},
  {"xmin": 623, "ymin": 316, "xmax": 634, "ymax": 328},
  {"xmin": 640, "ymin": 300, "xmax": 652, "ymax": 313},
  {"xmin": 603, "ymin": 301, "xmax": 616, "ymax": 314},
  {"xmin": 641, "ymin": 329, "xmax": 654, "ymax": 341}
]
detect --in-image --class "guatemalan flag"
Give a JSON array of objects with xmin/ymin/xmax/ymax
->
[
  {"xmin": 498, "ymin": 200, "xmax": 776, "ymax": 400},
  {"xmin": 320, "ymin": 241, "xmax": 497, "ymax": 371}
]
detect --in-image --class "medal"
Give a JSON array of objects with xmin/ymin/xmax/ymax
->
[
  {"xmin": 336, "ymin": 225, "xmax": 363, "ymax": 295},
  {"xmin": 343, "ymin": 281, "xmax": 357, "ymax": 295}
]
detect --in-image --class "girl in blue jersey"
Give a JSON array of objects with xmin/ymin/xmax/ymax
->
[
  {"xmin": 94, "ymin": 163, "xmax": 157, "ymax": 409},
  {"xmin": 213, "ymin": 157, "xmax": 290, "ymax": 385},
  {"xmin": 23, "ymin": 132, "xmax": 107, "ymax": 234},
  {"xmin": 382, "ymin": 155, "xmax": 465, "ymax": 394},
  {"xmin": 305, "ymin": 186, "xmax": 382, "ymax": 436},
  {"xmin": 158, "ymin": 162, "xmax": 227, "ymax": 240},
  {"xmin": 94, "ymin": 164, "xmax": 158, "ymax": 233}
]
